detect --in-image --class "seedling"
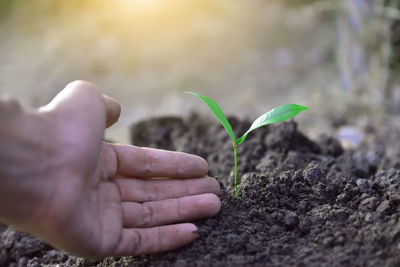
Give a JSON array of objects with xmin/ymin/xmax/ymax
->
[{"xmin": 185, "ymin": 92, "xmax": 308, "ymax": 198}]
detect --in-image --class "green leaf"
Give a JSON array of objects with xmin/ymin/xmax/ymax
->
[
  {"xmin": 185, "ymin": 92, "xmax": 236, "ymax": 143},
  {"xmin": 237, "ymin": 104, "xmax": 308, "ymax": 145}
]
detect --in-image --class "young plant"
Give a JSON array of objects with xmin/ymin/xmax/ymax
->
[{"xmin": 185, "ymin": 92, "xmax": 308, "ymax": 198}]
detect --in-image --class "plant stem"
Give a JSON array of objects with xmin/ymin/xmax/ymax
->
[{"xmin": 233, "ymin": 143, "xmax": 238, "ymax": 198}]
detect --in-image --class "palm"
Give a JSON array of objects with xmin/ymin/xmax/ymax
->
[
  {"xmin": 35, "ymin": 81, "xmax": 221, "ymax": 259},
  {"xmin": 74, "ymin": 144, "xmax": 125, "ymax": 258}
]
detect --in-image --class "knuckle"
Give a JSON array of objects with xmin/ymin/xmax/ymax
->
[
  {"xmin": 130, "ymin": 230, "xmax": 142, "ymax": 255},
  {"xmin": 66, "ymin": 80, "xmax": 97, "ymax": 90},
  {"xmin": 176, "ymin": 198, "xmax": 183, "ymax": 220},
  {"xmin": 142, "ymin": 148, "xmax": 153, "ymax": 177},
  {"xmin": 175, "ymin": 152, "xmax": 192, "ymax": 178},
  {"xmin": 157, "ymin": 227, "xmax": 162, "ymax": 252},
  {"xmin": 175, "ymin": 153, "xmax": 182, "ymax": 177},
  {"xmin": 141, "ymin": 203, "xmax": 154, "ymax": 227},
  {"xmin": 65, "ymin": 80, "xmax": 102, "ymax": 100}
]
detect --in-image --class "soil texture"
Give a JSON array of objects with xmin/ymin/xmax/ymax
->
[{"xmin": 2, "ymin": 114, "xmax": 400, "ymax": 266}]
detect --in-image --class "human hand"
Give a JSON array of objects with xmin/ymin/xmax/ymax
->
[{"xmin": 0, "ymin": 81, "xmax": 221, "ymax": 259}]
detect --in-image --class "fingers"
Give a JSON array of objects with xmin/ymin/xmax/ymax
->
[
  {"xmin": 113, "ymin": 223, "xmax": 198, "ymax": 256},
  {"xmin": 102, "ymin": 94, "xmax": 121, "ymax": 128},
  {"xmin": 122, "ymin": 193, "xmax": 221, "ymax": 228},
  {"xmin": 110, "ymin": 144, "xmax": 208, "ymax": 178},
  {"xmin": 116, "ymin": 176, "xmax": 220, "ymax": 202}
]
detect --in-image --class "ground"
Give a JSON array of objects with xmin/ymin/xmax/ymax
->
[{"xmin": 2, "ymin": 114, "xmax": 400, "ymax": 266}]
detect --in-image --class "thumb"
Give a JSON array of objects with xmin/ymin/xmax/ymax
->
[{"xmin": 40, "ymin": 80, "xmax": 121, "ymax": 129}]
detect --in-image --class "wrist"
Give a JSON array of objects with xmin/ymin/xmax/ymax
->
[{"xmin": 0, "ymin": 98, "xmax": 58, "ymax": 229}]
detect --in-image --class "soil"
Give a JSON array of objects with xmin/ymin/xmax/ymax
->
[{"xmin": 2, "ymin": 114, "xmax": 400, "ymax": 266}]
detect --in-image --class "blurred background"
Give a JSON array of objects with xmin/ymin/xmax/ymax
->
[{"xmin": 0, "ymin": 0, "xmax": 399, "ymax": 143}]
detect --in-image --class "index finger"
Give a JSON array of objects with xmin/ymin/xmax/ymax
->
[{"xmin": 109, "ymin": 144, "xmax": 208, "ymax": 178}]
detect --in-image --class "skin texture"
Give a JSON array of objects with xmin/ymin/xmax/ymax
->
[{"xmin": 0, "ymin": 81, "xmax": 221, "ymax": 259}]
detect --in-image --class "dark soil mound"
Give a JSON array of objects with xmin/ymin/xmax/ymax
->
[{"xmin": 2, "ymin": 114, "xmax": 400, "ymax": 266}]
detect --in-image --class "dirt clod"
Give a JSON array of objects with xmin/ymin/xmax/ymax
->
[{"xmin": 2, "ymin": 115, "xmax": 400, "ymax": 266}]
